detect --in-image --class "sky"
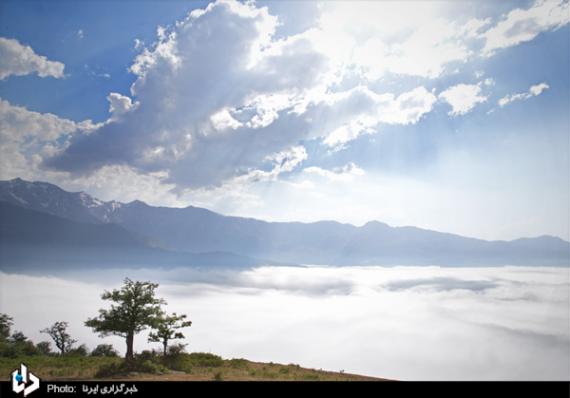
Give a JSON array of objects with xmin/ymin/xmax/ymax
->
[
  {"xmin": 1, "ymin": 265, "xmax": 569, "ymax": 380},
  {"xmin": 0, "ymin": 0, "xmax": 568, "ymax": 241}
]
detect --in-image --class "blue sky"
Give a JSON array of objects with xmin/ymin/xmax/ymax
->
[{"xmin": 0, "ymin": 0, "xmax": 568, "ymax": 241}]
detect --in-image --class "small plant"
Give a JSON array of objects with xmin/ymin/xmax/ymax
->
[{"xmin": 213, "ymin": 371, "xmax": 223, "ymax": 381}]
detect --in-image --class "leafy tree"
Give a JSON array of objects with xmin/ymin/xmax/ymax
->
[
  {"xmin": 36, "ymin": 341, "xmax": 52, "ymax": 356},
  {"xmin": 91, "ymin": 344, "xmax": 118, "ymax": 357},
  {"xmin": 0, "ymin": 313, "xmax": 13, "ymax": 341},
  {"xmin": 85, "ymin": 278, "xmax": 165, "ymax": 361},
  {"xmin": 148, "ymin": 313, "xmax": 192, "ymax": 355},
  {"xmin": 41, "ymin": 321, "xmax": 77, "ymax": 355}
]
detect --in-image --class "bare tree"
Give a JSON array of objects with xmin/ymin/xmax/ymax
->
[{"xmin": 41, "ymin": 321, "xmax": 77, "ymax": 356}]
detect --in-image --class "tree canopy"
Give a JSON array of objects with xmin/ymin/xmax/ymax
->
[
  {"xmin": 148, "ymin": 312, "xmax": 192, "ymax": 355},
  {"xmin": 41, "ymin": 321, "xmax": 76, "ymax": 355},
  {"xmin": 85, "ymin": 278, "xmax": 165, "ymax": 360}
]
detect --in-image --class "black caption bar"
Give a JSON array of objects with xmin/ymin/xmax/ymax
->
[{"xmin": 1, "ymin": 380, "xmax": 569, "ymax": 397}]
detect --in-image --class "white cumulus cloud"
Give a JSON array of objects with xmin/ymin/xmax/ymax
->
[
  {"xmin": 439, "ymin": 83, "xmax": 488, "ymax": 116},
  {"xmin": 481, "ymin": 0, "xmax": 569, "ymax": 56},
  {"xmin": 45, "ymin": 0, "xmax": 439, "ymax": 189},
  {"xmin": 498, "ymin": 82, "xmax": 550, "ymax": 107},
  {"xmin": 0, "ymin": 37, "xmax": 65, "ymax": 80},
  {"xmin": 0, "ymin": 98, "xmax": 99, "ymax": 181},
  {"xmin": 107, "ymin": 92, "xmax": 137, "ymax": 119}
]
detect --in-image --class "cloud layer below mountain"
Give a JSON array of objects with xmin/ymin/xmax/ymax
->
[{"xmin": 1, "ymin": 265, "xmax": 568, "ymax": 380}]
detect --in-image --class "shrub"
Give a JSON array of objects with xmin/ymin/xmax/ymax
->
[
  {"xmin": 135, "ymin": 349, "xmax": 159, "ymax": 362},
  {"xmin": 228, "ymin": 358, "xmax": 248, "ymax": 369},
  {"xmin": 213, "ymin": 371, "xmax": 223, "ymax": 381},
  {"xmin": 95, "ymin": 358, "xmax": 167, "ymax": 378},
  {"xmin": 91, "ymin": 344, "xmax": 118, "ymax": 357},
  {"xmin": 0, "ymin": 341, "xmax": 18, "ymax": 358},
  {"xmin": 166, "ymin": 343, "xmax": 187, "ymax": 356},
  {"xmin": 68, "ymin": 344, "xmax": 89, "ymax": 357},
  {"xmin": 162, "ymin": 352, "xmax": 223, "ymax": 373},
  {"xmin": 36, "ymin": 341, "xmax": 53, "ymax": 356},
  {"xmin": 187, "ymin": 352, "xmax": 223, "ymax": 367},
  {"xmin": 95, "ymin": 362, "xmax": 121, "ymax": 378}
]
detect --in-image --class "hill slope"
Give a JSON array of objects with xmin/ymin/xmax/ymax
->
[{"xmin": 0, "ymin": 354, "xmax": 383, "ymax": 381}]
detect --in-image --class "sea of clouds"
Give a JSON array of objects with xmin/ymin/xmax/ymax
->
[{"xmin": 1, "ymin": 265, "xmax": 568, "ymax": 380}]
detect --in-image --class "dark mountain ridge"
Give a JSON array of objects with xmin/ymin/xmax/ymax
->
[{"xmin": 1, "ymin": 178, "xmax": 568, "ymax": 267}]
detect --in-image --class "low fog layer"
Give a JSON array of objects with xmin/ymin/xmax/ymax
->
[{"xmin": 1, "ymin": 266, "xmax": 568, "ymax": 380}]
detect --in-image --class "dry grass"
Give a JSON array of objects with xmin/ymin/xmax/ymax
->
[
  {"xmin": 0, "ymin": 355, "xmax": 384, "ymax": 381},
  {"xmin": 112, "ymin": 359, "xmax": 383, "ymax": 381}
]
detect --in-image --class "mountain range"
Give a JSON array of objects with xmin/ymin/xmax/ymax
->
[{"xmin": 0, "ymin": 178, "xmax": 568, "ymax": 269}]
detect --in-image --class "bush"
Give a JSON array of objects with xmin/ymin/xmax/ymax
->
[
  {"xmin": 213, "ymin": 371, "xmax": 223, "ymax": 381},
  {"xmin": 0, "ymin": 341, "xmax": 18, "ymax": 358},
  {"xmin": 91, "ymin": 344, "xmax": 118, "ymax": 357},
  {"xmin": 136, "ymin": 349, "xmax": 159, "ymax": 362},
  {"xmin": 94, "ymin": 362, "xmax": 121, "ymax": 378},
  {"xmin": 166, "ymin": 343, "xmax": 186, "ymax": 356},
  {"xmin": 162, "ymin": 352, "xmax": 223, "ymax": 373},
  {"xmin": 186, "ymin": 352, "xmax": 223, "ymax": 367},
  {"xmin": 228, "ymin": 358, "xmax": 248, "ymax": 369},
  {"xmin": 0, "ymin": 331, "xmax": 39, "ymax": 357},
  {"xmin": 68, "ymin": 344, "xmax": 89, "ymax": 357},
  {"xmin": 95, "ymin": 358, "xmax": 168, "ymax": 378},
  {"xmin": 36, "ymin": 341, "xmax": 52, "ymax": 356}
]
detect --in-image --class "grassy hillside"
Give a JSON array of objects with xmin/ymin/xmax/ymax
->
[{"xmin": 0, "ymin": 354, "xmax": 382, "ymax": 381}]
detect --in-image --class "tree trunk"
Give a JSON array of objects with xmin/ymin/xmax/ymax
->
[
  {"xmin": 163, "ymin": 340, "xmax": 167, "ymax": 356},
  {"xmin": 126, "ymin": 333, "xmax": 134, "ymax": 361}
]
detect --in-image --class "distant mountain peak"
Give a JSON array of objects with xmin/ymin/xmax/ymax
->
[
  {"xmin": 362, "ymin": 220, "xmax": 390, "ymax": 228},
  {"xmin": 0, "ymin": 177, "xmax": 568, "ymax": 267}
]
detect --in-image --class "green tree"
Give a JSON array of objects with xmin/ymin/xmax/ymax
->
[
  {"xmin": 148, "ymin": 313, "xmax": 192, "ymax": 355},
  {"xmin": 0, "ymin": 313, "xmax": 13, "ymax": 341},
  {"xmin": 41, "ymin": 321, "xmax": 77, "ymax": 356},
  {"xmin": 85, "ymin": 278, "xmax": 165, "ymax": 361}
]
